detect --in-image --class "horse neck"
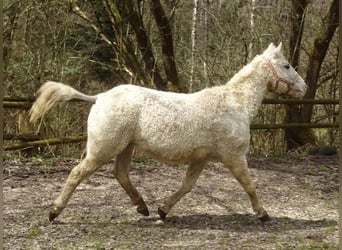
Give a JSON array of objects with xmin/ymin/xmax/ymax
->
[{"xmin": 224, "ymin": 56, "xmax": 271, "ymax": 119}]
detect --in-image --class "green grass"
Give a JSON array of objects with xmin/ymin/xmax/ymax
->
[
  {"xmin": 290, "ymin": 241, "xmax": 337, "ymax": 250},
  {"xmin": 324, "ymin": 225, "xmax": 338, "ymax": 234},
  {"xmin": 25, "ymin": 224, "xmax": 43, "ymax": 238}
]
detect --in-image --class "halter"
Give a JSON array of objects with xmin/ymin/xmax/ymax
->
[{"xmin": 264, "ymin": 59, "xmax": 295, "ymax": 95}]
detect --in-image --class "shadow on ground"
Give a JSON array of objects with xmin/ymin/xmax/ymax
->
[{"xmin": 132, "ymin": 213, "xmax": 337, "ymax": 232}]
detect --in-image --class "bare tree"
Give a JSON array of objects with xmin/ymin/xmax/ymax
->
[
  {"xmin": 68, "ymin": 0, "xmax": 185, "ymax": 91},
  {"xmin": 284, "ymin": 0, "xmax": 339, "ymax": 149},
  {"xmin": 248, "ymin": 0, "xmax": 256, "ymax": 61},
  {"xmin": 190, "ymin": 0, "xmax": 199, "ymax": 91}
]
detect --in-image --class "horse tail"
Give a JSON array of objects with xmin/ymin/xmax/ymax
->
[{"xmin": 29, "ymin": 81, "xmax": 97, "ymax": 123}]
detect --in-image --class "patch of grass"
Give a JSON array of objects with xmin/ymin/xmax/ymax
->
[
  {"xmin": 266, "ymin": 234, "xmax": 278, "ymax": 242},
  {"xmin": 324, "ymin": 225, "xmax": 337, "ymax": 234},
  {"xmin": 290, "ymin": 241, "xmax": 337, "ymax": 250},
  {"xmin": 176, "ymin": 162, "xmax": 188, "ymax": 168},
  {"xmin": 118, "ymin": 217, "xmax": 132, "ymax": 226},
  {"xmin": 20, "ymin": 156, "xmax": 52, "ymax": 165},
  {"xmin": 25, "ymin": 224, "xmax": 43, "ymax": 238},
  {"xmin": 19, "ymin": 156, "xmax": 56, "ymax": 174},
  {"xmin": 133, "ymin": 157, "xmax": 151, "ymax": 165},
  {"xmin": 331, "ymin": 172, "xmax": 338, "ymax": 180},
  {"xmin": 304, "ymin": 183, "xmax": 315, "ymax": 191},
  {"xmin": 305, "ymin": 168, "xmax": 317, "ymax": 175},
  {"xmin": 318, "ymin": 165, "xmax": 329, "ymax": 172},
  {"xmin": 305, "ymin": 165, "xmax": 332, "ymax": 176},
  {"xmin": 24, "ymin": 208, "xmax": 39, "ymax": 218},
  {"xmin": 82, "ymin": 237, "xmax": 107, "ymax": 249},
  {"xmin": 19, "ymin": 244, "xmax": 43, "ymax": 250},
  {"xmin": 53, "ymin": 242, "xmax": 79, "ymax": 250}
]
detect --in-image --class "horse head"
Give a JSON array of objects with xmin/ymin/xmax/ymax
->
[{"xmin": 262, "ymin": 42, "xmax": 308, "ymax": 98}]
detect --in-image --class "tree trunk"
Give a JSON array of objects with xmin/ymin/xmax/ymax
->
[
  {"xmin": 284, "ymin": 0, "xmax": 339, "ymax": 149},
  {"xmin": 124, "ymin": 1, "xmax": 167, "ymax": 90},
  {"xmin": 150, "ymin": 0, "xmax": 186, "ymax": 92},
  {"xmin": 248, "ymin": 0, "xmax": 256, "ymax": 61},
  {"xmin": 190, "ymin": 0, "xmax": 199, "ymax": 92},
  {"xmin": 71, "ymin": 0, "xmax": 186, "ymax": 91},
  {"xmin": 202, "ymin": 0, "xmax": 210, "ymax": 88},
  {"xmin": 289, "ymin": 0, "xmax": 308, "ymax": 68},
  {"xmin": 302, "ymin": 0, "xmax": 338, "ymax": 121}
]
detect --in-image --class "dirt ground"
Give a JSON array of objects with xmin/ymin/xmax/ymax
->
[{"xmin": 4, "ymin": 154, "xmax": 338, "ymax": 249}]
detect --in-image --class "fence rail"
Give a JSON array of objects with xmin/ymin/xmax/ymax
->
[
  {"xmin": 3, "ymin": 96, "xmax": 339, "ymax": 109},
  {"xmin": 4, "ymin": 136, "xmax": 87, "ymax": 151},
  {"xmin": 3, "ymin": 96, "xmax": 339, "ymax": 151}
]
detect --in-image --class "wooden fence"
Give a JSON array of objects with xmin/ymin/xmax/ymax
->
[{"xmin": 3, "ymin": 96, "xmax": 339, "ymax": 151}]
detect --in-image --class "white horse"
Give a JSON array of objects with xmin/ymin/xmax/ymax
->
[{"xmin": 30, "ymin": 42, "xmax": 307, "ymax": 222}]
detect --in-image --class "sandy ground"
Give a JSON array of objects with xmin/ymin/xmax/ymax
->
[{"xmin": 4, "ymin": 155, "xmax": 338, "ymax": 249}]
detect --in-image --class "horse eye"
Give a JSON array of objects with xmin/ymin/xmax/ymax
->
[{"xmin": 284, "ymin": 64, "xmax": 290, "ymax": 69}]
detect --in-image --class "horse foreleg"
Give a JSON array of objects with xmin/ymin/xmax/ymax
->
[
  {"xmin": 50, "ymin": 156, "xmax": 104, "ymax": 221},
  {"xmin": 158, "ymin": 161, "xmax": 206, "ymax": 220},
  {"xmin": 224, "ymin": 156, "xmax": 270, "ymax": 221},
  {"xmin": 113, "ymin": 144, "xmax": 149, "ymax": 216}
]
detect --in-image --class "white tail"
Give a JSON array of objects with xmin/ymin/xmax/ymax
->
[{"xmin": 29, "ymin": 81, "xmax": 97, "ymax": 123}]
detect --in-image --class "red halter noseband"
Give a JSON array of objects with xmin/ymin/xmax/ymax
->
[{"xmin": 264, "ymin": 59, "xmax": 295, "ymax": 95}]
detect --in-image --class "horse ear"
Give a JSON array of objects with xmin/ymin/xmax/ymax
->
[
  {"xmin": 266, "ymin": 43, "xmax": 275, "ymax": 51},
  {"xmin": 263, "ymin": 43, "xmax": 277, "ymax": 55},
  {"xmin": 276, "ymin": 42, "xmax": 282, "ymax": 52}
]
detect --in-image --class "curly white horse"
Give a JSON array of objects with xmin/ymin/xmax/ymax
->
[{"xmin": 30, "ymin": 42, "xmax": 307, "ymax": 222}]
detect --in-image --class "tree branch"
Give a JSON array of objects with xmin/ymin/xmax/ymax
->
[{"xmin": 68, "ymin": 0, "xmax": 113, "ymax": 46}]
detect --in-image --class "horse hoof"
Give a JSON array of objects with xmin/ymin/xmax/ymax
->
[
  {"xmin": 137, "ymin": 206, "xmax": 150, "ymax": 216},
  {"xmin": 49, "ymin": 205, "xmax": 61, "ymax": 222},
  {"xmin": 258, "ymin": 213, "xmax": 271, "ymax": 222},
  {"xmin": 49, "ymin": 211, "xmax": 59, "ymax": 222},
  {"xmin": 158, "ymin": 207, "xmax": 167, "ymax": 220}
]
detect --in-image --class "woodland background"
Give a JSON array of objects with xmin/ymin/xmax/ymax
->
[{"xmin": 3, "ymin": 0, "xmax": 339, "ymax": 158}]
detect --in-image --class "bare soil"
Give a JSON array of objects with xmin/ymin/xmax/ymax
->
[{"xmin": 4, "ymin": 155, "xmax": 338, "ymax": 249}]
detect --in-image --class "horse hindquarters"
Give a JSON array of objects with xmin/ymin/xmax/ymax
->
[{"xmin": 49, "ymin": 114, "xmax": 134, "ymax": 221}]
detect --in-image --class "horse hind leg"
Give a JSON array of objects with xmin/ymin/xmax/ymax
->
[
  {"xmin": 158, "ymin": 161, "xmax": 206, "ymax": 220},
  {"xmin": 113, "ymin": 144, "xmax": 149, "ymax": 216},
  {"xmin": 49, "ymin": 155, "xmax": 106, "ymax": 221}
]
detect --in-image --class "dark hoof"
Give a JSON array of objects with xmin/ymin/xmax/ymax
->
[
  {"xmin": 158, "ymin": 207, "xmax": 167, "ymax": 220},
  {"xmin": 137, "ymin": 206, "xmax": 150, "ymax": 216},
  {"xmin": 258, "ymin": 213, "xmax": 271, "ymax": 222},
  {"xmin": 49, "ymin": 211, "xmax": 59, "ymax": 222}
]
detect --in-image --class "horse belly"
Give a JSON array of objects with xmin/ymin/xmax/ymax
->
[{"xmin": 133, "ymin": 126, "xmax": 218, "ymax": 163}]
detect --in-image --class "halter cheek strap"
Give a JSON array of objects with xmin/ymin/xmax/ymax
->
[{"xmin": 264, "ymin": 59, "xmax": 295, "ymax": 95}]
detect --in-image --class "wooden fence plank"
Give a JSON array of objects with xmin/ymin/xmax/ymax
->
[
  {"xmin": 3, "ymin": 101, "xmax": 32, "ymax": 109},
  {"xmin": 4, "ymin": 136, "xmax": 87, "ymax": 151},
  {"xmin": 3, "ymin": 96, "xmax": 339, "ymax": 151},
  {"xmin": 4, "ymin": 122, "xmax": 339, "ymax": 151},
  {"xmin": 4, "ymin": 133, "xmax": 42, "ymax": 141},
  {"xmin": 3, "ymin": 96, "xmax": 340, "ymax": 105},
  {"xmin": 261, "ymin": 99, "xmax": 339, "ymax": 104},
  {"xmin": 3, "ymin": 96, "xmax": 35, "ymax": 102},
  {"xmin": 250, "ymin": 123, "xmax": 339, "ymax": 129}
]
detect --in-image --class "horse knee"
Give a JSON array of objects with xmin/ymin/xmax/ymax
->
[
  {"xmin": 113, "ymin": 167, "xmax": 130, "ymax": 183},
  {"xmin": 243, "ymin": 182, "xmax": 256, "ymax": 194},
  {"xmin": 182, "ymin": 182, "xmax": 196, "ymax": 194},
  {"xmin": 70, "ymin": 158, "xmax": 100, "ymax": 182},
  {"xmin": 114, "ymin": 157, "xmax": 131, "ymax": 179}
]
